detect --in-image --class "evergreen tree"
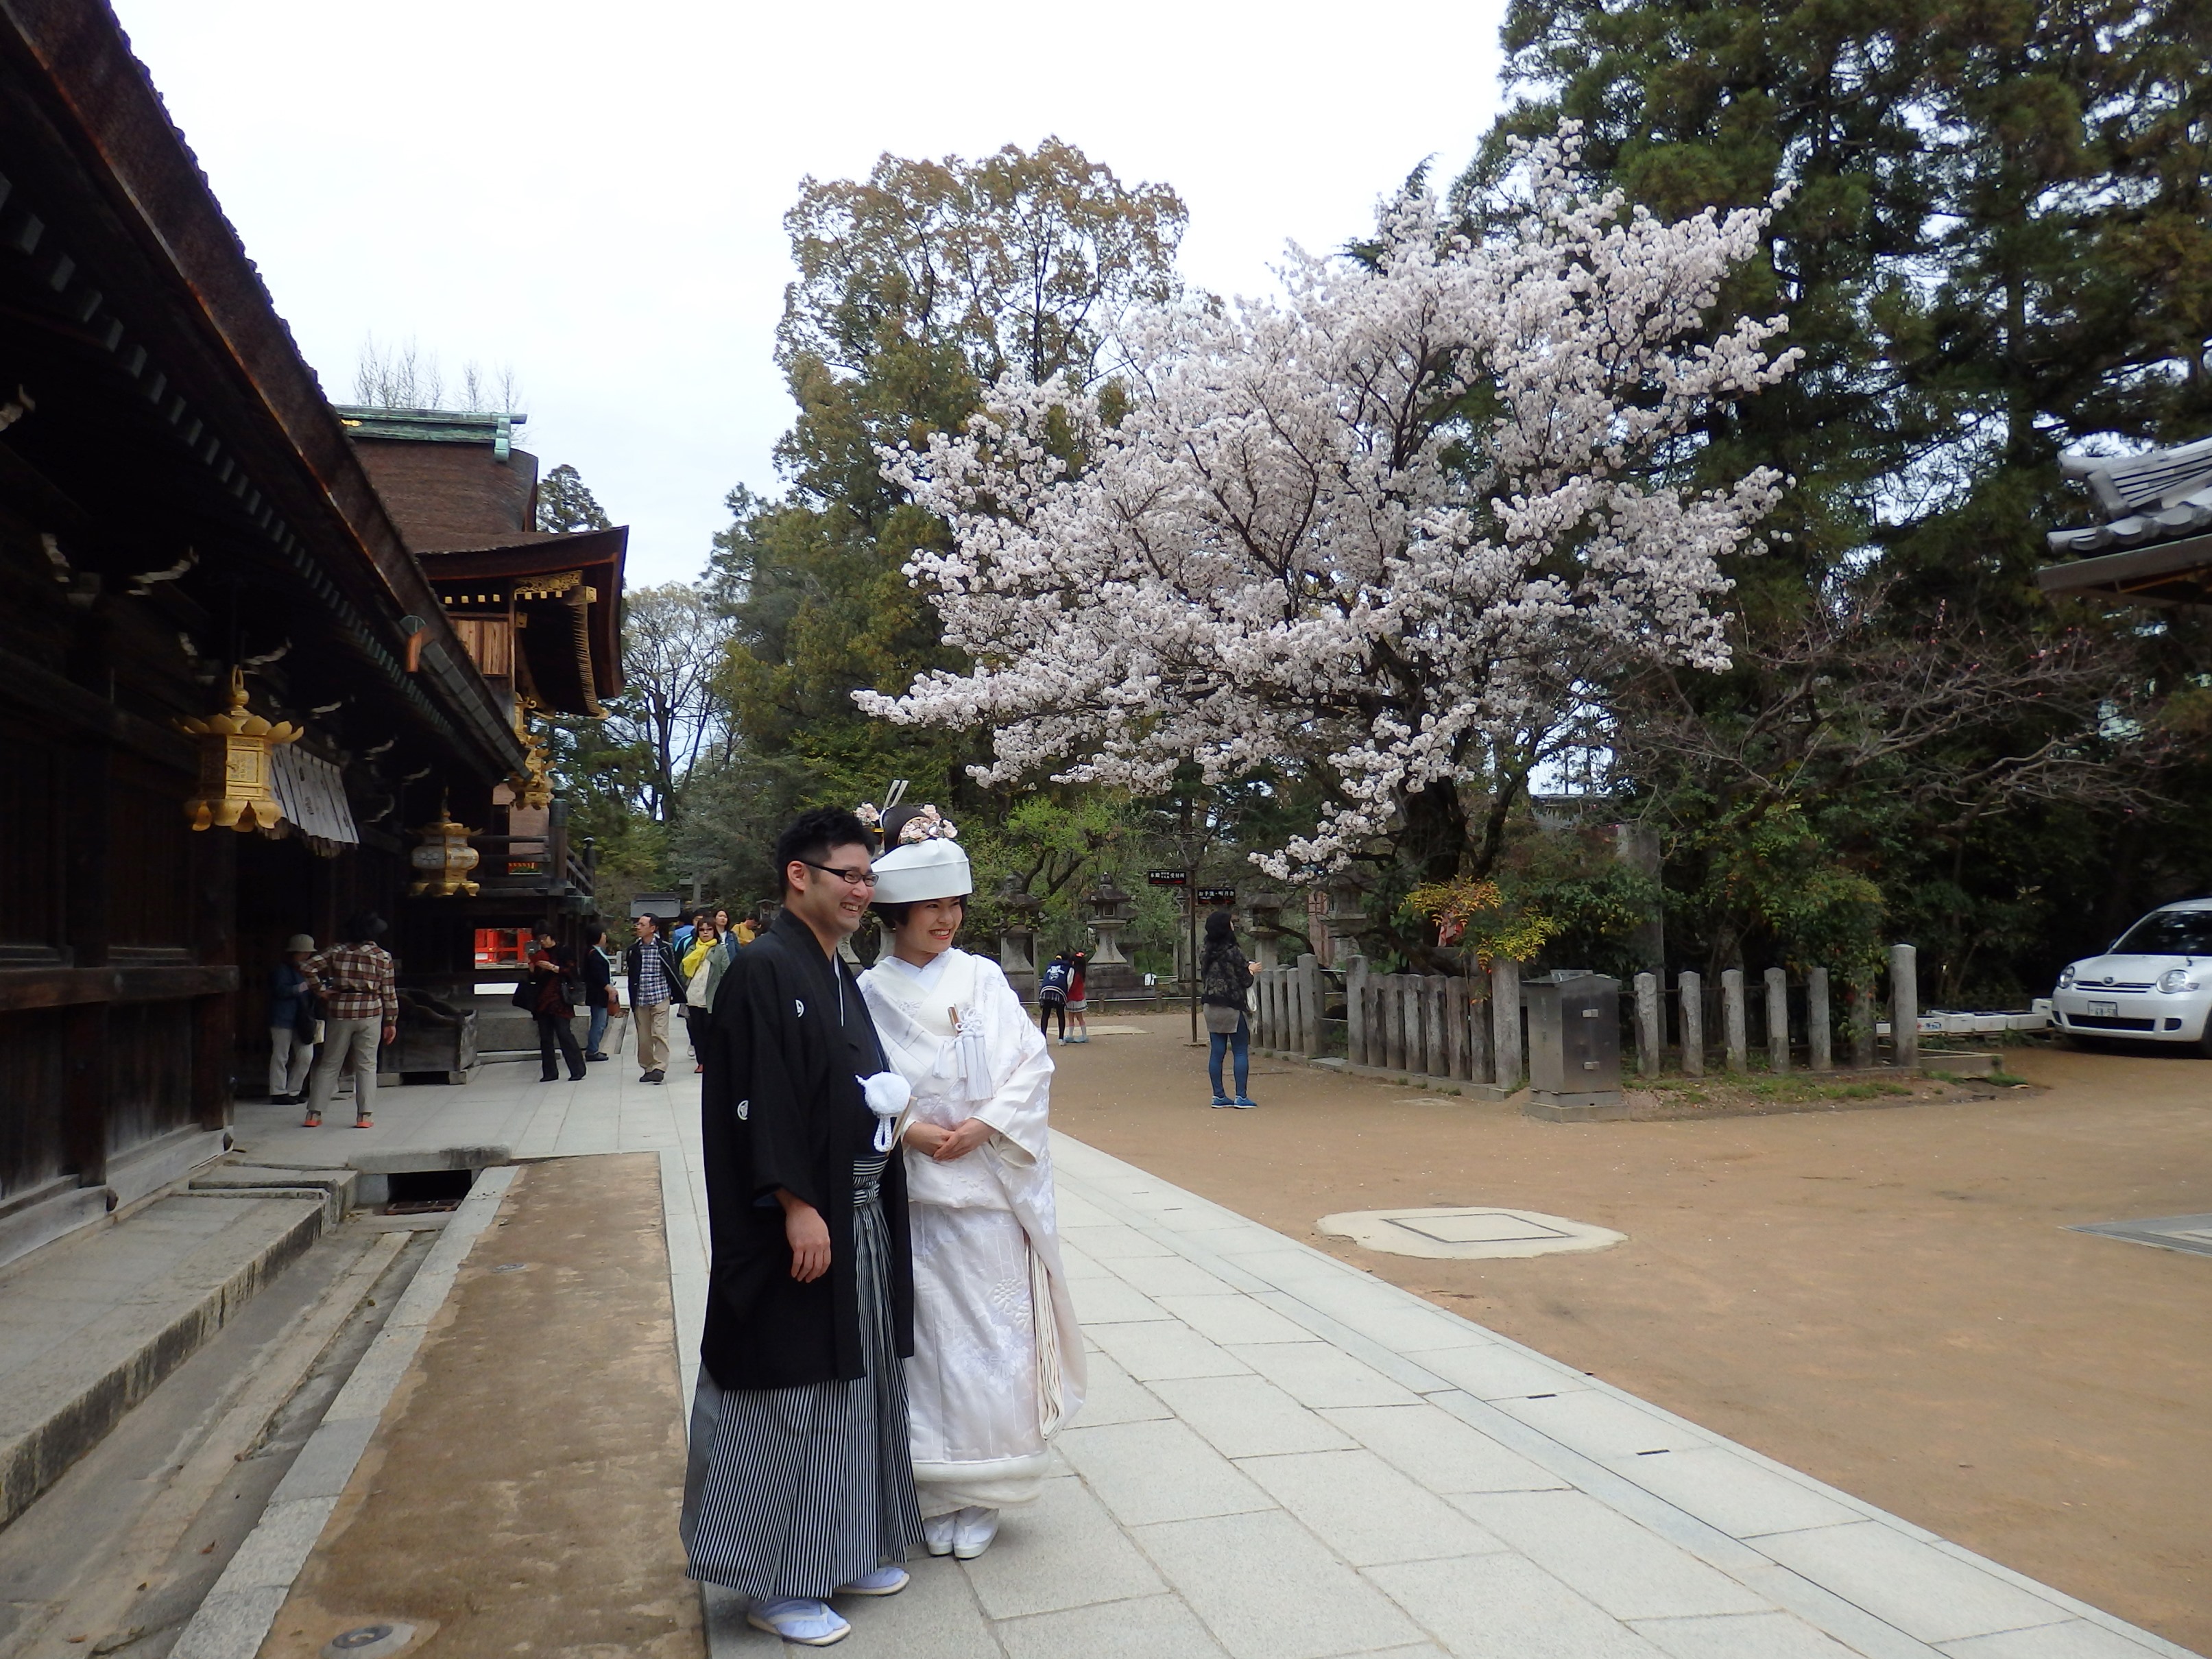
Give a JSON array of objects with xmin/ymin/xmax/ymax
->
[
  {"xmin": 536, "ymin": 462, "xmax": 612, "ymax": 532},
  {"xmin": 1471, "ymin": 0, "xmax": 2212, "ymax": 1001}
]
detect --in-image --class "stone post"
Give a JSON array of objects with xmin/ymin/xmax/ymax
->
[
  {"xmin": 1491, "ymin": 957, "xmax": 1522, "ymax": 1090},
  {"xmin": 1467, "ymin": 979, "xmax": 1492, "ymax": 1084},
  {"xmin": 1807, "ymin": 967, "xmax": 1832, "ymax": 1072},
  {"xmin": 1890, "ymin": 943, "xmax": 1918, "ymax": 1071},
  {"xmin": 1721, "ymin": 969, "xmax": 1748, "ymax": 1072},
  {"xmin": 1678, "ymin": 970, "xmax": 1704, "ymax": 1077},
  {"xmin": 1298, "ymin": 953, "xmax": 1323, "ymax": 1060},
  {"xmin": 1764, "ymin": 967, "xmax": 1790, "ymax": 1074},
  {"xmin": 1633, "ymin": 971, "xmax": 1660, "ymax": 1078}
]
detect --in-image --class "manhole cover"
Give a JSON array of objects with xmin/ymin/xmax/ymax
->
[
  {"xmin": 2069, "ymin": 1213, "xmax": 2212, "ymax": 1258},
  {"xmin": 1319, "ymin": 1206, "xmax": 1624, "ymax": 1260},
  {"xmin": 322, "ymin": 1624, "xmax": 416, "ymax": 1659}
]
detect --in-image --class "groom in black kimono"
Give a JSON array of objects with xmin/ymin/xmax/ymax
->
[{"xmin": 683, "ymin": 807, "xmax": 922, "ymax": 1647}]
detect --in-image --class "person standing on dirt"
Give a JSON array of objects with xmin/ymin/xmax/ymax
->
[
  {"xmin": 303, "ymin": 913, "xmax": 396, "ymax": 1130},
  {"xmin": 1199, "ymin": 910, "xmax": 1260, "ymax": 1109},
  {"xmin": 684, "ymin": 806, "xmax": 923, "ymax": 1646},
  {"xmin": 625, "ymin": 913, "xmax": 687, "ymax": 1084},
  {"xmin": 267, "ymin": 933, "xmax": 320, "ymax": 1105},
  {"xmin": 1037, "ymin": 950, "xmax": 1072, "ymax": 1041},
  {"xmin": 1063, "ymin": 951, "xmax": 1091, "ymax": 1045}
]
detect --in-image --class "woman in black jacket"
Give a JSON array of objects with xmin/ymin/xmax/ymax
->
[
  {"xmin": 528, "ymin": 928, "xmax": 586, "ymax": 1082},
  {"xmin": 1199, "ymin": 909, "xmax": 1259, "ymax": 1109}
]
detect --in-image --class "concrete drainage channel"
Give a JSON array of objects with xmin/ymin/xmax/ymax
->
[
  {"xmin": 0, "ymin": 1147, "xmax": 515, "ymax": 1659},
  {"xmin": 167, "ymin": 1165, "xmax": 516, "ymax": 1659}
]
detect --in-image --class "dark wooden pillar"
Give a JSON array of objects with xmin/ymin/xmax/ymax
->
[
  {"xmin": 191, "ymin": 824, "xmax": 236, "ymax": 1130},
  {"xmin": 61, "ymin": 737, "xmax": 112, "ymax": 1180}
]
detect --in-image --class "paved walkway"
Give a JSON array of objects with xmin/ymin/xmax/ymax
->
[{"xmin": 229, "ymin": 1053, "xmax": 2197, "ymax": 1659}]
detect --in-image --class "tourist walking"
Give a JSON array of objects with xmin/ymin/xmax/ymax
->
[
  {"xmin": 304, "ymin": 913, "xmax": 396, "ymax": 1130},
  {"xmin": 527, "ymin": 927, "xmax": 587, "ymax": 1082},
  {"xmin": 267, "ymin": 933, "xmax": 320, "ymax": 1105},
  {"xmin": 624, "ymin": 913, "xmax": 686, "ymax": 1084},
  {"xmin": 857, "ymin": 826, "xmax": 1084, "ymax": 1563},
  {"xmin": 1200, "ymin": 910, "xmax": 1260, "ymax": 1108},
  {"xmin": 684, "ymin": 807, "xmax": 924, "ymax": 1647},
  {"xmin": 1037, "ymin": 950, "xmax": 1071, "ymax": 1040},
  {"xmin": 582, "ymin": 926, "xmax": 616, "ymax": 1060},
  {"xmin": 1063, "ymin": 951, "xmax": 1090, "ymax": 1044},
  {"xmin": 682, "ymin": 914, "xmax": 723, "ymax": 1074}
]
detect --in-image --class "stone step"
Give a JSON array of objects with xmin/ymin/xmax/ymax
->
[{"xmin": 0, "ymin": 1193, "xmax": 326, "ymax": 1527}]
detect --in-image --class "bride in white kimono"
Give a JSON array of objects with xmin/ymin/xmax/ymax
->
[{"xmin": 856, "ymin": 827, "xmax": 1085, "ymax": 1562}]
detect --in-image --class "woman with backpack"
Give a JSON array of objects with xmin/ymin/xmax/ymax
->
[{"xmin": 1199, "ymin": 910, "xmax": 1259, "ymax": 1108}]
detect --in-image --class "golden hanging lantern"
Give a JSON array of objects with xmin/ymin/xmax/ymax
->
[
  {"xmin": 409, "ymin": 794, "xmax": 482, "ymax": 897},
  {"xmin": 175, "ymin": 666, "xmax": 302, "ymax": 833}
]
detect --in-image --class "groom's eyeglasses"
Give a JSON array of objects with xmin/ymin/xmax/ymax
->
[{"xmin": 801, "ymin": 859, "xmax": 878, "ymax": 889}]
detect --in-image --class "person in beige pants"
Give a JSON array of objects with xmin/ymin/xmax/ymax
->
[{"xmin": 623, "ymin": 913, "xmax": 687, "ymax": 1083}]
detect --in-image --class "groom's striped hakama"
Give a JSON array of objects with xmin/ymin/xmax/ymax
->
[{"xmin": 680, "ymin": 1154, "xmax": 922, "ymax": 1599}]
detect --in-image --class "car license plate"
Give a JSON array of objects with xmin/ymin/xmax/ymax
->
[{"xmin": 2087, "ymin": 999, "xmax": 2119, "ymax": 1017}]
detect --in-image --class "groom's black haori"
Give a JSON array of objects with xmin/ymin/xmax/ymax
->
[{"xmin": 682, "ymin": 808, "xmax": 923, "ymax": 1603}]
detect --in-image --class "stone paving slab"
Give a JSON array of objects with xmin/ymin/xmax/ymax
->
[
  {"xmin": 230, "ymin": 1047, "xmax": 2200, "ymax": 1659},
  {"xmin": 0, "ymin": 1193, "xmax": 325, "ymax": 1529}
]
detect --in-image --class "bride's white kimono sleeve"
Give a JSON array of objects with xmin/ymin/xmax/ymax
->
[{"xmin": 858, "ymin": 949, "xmax": 1086, "ymax": 1513}]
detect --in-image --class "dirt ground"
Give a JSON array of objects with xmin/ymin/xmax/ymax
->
[
  {"xmin": 1050, "ymin": 1016, "xmax": 2212, "ymax": 1652},
  {"xmin": 262, "ymin": 1154, "xmax": 701, "ymax": 1659}
]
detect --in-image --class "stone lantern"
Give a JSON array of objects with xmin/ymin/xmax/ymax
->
[
  {"xmin": 1082, "ymin": 875, "xmax": 1140, "ymax": 1002},
  {"xmin": 409, "ymin": 796, "xmax": 482, "ymax": 897},
  {"xmin": 1245, "ymin": 891, "xmax": 1289, "ymax": 970},
  {"xmin": 996, "ymin": 875, "xmax": 1044, "ymax": 999},
  {"xmin": 1084, "ymin": 876, "xmax": 1131, "ymax": 966}
]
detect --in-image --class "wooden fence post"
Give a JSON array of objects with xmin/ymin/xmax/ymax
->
[
  {"xmin": 1346, "ymin": 955, "xmax": 1369, "ymax": 1067},
  {"xmin": 1467, "ymin": 979, "xmax": 1491, "ymax": 1084},
  {"xmin": 1849, "ymin": 979, "xmax": 1875, "ymax": 1070},
  {"xmin": 1491, "ymin": 957, "xmax": 1522, "ymax": 1089},
  {"xmin": 1634, "ymin": 971, "xmax": 1660, "ymax": 1077},
  {"xmin": 1679, "ymin": 970, "xmax": 1704, "ymax": 1077},
  {"xmin": 1890, "ymin": 944, "xmax": 1918, "ymax": 1071},
  {"xmin": 1807, "ymin": 967, "xmax": 1832, "ymax": 1072},
  {"xmin": 1764, "ymin": 967, "xmax": 1790, "ymax": 1074},
  {"xmin": 1722, "ymin": 969, "xmax": 1748, "ymax": 1072}
]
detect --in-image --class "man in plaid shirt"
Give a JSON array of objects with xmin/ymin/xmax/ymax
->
[{"xmin": 304, "ymin": 911, "xmax": 398, "ymax": 1128}]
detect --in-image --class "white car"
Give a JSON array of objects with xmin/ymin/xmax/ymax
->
[{"xmin": 2050, "ymin": 899, "xmax": 2212, "ymax": 1053}]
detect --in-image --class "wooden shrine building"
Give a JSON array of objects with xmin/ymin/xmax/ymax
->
[{"xmin": 0, "ymin": 3, "xmax": 625, "ymax": 1269}]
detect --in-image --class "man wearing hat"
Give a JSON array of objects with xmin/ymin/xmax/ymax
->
[
  {"xmin": 857, "ymin": 809, "xmax": 1085, "ymax": 1563},
  {"xmin": 684, "ymin": 807, "xmax": 923, "ymax": 1646},
  {"xmin": 267, "ymin": 933, "xmax": 321, "ymax": 1106}
]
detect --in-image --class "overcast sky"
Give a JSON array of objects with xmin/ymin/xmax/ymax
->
[{"xmin": 112, "ymin": 1, "xmax": 1509, "ymax": 587}]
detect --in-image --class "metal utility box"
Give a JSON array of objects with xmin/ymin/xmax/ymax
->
[{"xmin": 1524, "ymin": 970, "xmax": 1626, "ymax": 1122}]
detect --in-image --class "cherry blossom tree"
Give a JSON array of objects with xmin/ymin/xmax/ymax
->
[{"xmin": 858, "ymin": 130, "xmax": 1801, "ymax": 882}]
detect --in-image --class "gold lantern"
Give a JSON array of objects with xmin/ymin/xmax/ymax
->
[
  {"xmin": 175, "ymin": 666, "xmax": 302, "ymax": 833},
  {"xmin": 409, "ymin": 795, "xmax": 481, "ymax": 896}
]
